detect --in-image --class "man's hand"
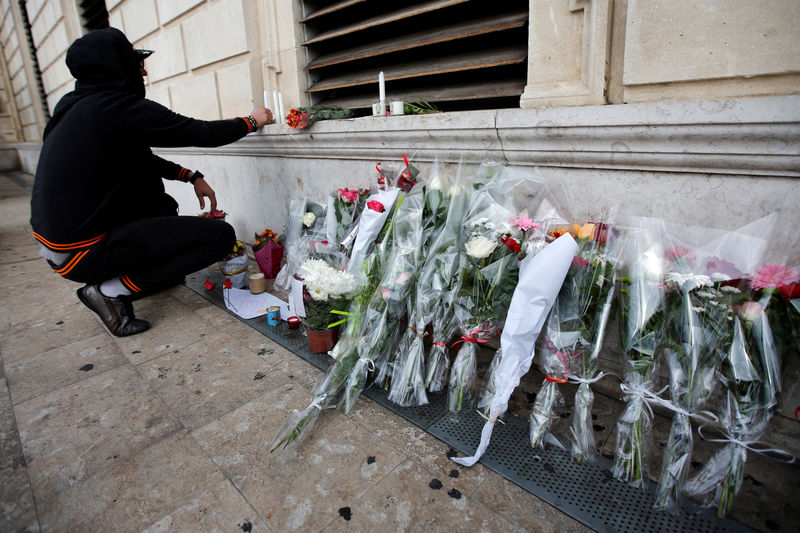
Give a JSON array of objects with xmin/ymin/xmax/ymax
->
[
  {"xmin": 251, "ymin": 107, "xmax": 274, "ymax": 127},
  {"xmin": 193, "ymin": 176, "xmax": 217, "ymax": 212}
]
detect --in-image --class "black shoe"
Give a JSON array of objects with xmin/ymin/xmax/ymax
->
[{"xmin": 77, "ymin": 284, "xmax": 150, "ymax": 337}]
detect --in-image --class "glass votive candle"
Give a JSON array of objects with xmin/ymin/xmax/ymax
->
[
  {"xmin": 372, "ymin": 99, "xmax": 385, "ymax": 117},
  {"xmin": 287, "ymin": 316, "xmax": 301, "ymax": 329},
  {"xmin": 390, "ymin": 99, "xmax": 404, "ymax": 115}
]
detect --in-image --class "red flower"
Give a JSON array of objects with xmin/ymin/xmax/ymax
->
[
  {"xmin": 779, "ymin": 283, "xmax": 800, "ymax": 299},
  {"xmin": 397, "ymin": 170, "xmax": 415, "ymax": 192},
  {"xmin": 591, "ymin": 222, "xmax": 618, "ymax": 245},
  {"xmin": 286, "ymin": 109, "xmax": 311, "ymax": 129},
  {"xmin": 572, "ymin": 256, "xmax": 589, "ymax": 269},
  {"xmin": 500, "ymin": 235, "xmax": 521, "ymax": 252},
  {"xmin": 367, "ymin": 200, "xmax": 385, "ymax": 213}
]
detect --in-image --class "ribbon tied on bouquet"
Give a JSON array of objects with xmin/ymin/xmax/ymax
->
[
  {"xmin": 697, "ymin": 425, "xmax": 796, "ymax": 463},
  {"xmin": 618, "ymin": 382, "xmax": 718, "ymax": 424}
]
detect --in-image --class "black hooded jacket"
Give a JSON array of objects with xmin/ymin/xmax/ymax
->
[{"xmin": 31, "ymin": 27, "xmax": 254, "ymax": 250}]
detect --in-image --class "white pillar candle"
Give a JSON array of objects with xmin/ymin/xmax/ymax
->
[
  {"xmin": 278, "ymin": 91, "xmax": 285, "ymax": 124},
  {"xmin": 272, "ymin": 90, "xmax": 280, "ymax": 123},
  {"xmin": 378, "ymin": 71, "xmax": 385, "ymax": 116}
]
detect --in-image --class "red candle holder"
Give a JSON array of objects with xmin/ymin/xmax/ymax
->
[{"xmin": 287, "ymin": 316, "xmax": 301, "ymax": 329}]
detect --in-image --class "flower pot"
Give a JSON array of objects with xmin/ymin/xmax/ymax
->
[
  {"xmin": 254, "ymin": 241, "xmax": 284, "ymax": 279},
  {"xmin": 219, "ymin": 255, "xmax": 248, "ymax": 288},
  {"xmin": 305, "ymin": 325, "xmax": 339, "ymax": 354}
]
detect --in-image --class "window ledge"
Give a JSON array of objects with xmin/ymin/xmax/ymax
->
[{"xmin": 157, "ymin": 95, "xmax": 800, "ymax": 178}]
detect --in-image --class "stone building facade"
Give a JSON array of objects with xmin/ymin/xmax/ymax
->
[{"xmin": 0, "ymin": 1, "xmax": 798, "ymax": 419}]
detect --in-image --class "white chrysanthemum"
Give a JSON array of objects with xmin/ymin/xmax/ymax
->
[
  {"xmin": 298, "ymin": 258, "xmax": 356, "ymax": 301},
  {"xmin": 302, "ymin": 211, "xmax": 316, "ymax": 228},
  {"xmin": 665, "ymin": 272, "xmax": 713, "ymax": 291},
  {"xmin": 721, "ymin": 285, "xmax": 741, "ymax": 294},
  {"xmin": 710, "ymin": 272, "xmax": 732, "ymax": 283}
]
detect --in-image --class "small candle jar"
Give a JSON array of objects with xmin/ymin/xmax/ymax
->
[
  {"xmin": 287, "ymin": 316, "xmax": 301, "ymax": 329},
  {"xmin": 390, "ymin": 99, "xmax": 404, "ymax": 116},
  {"xmin": 248, "ymin": 272, "xmax": 266, "ymax": 294},
  {"xmin": 372, "ymin": 99, "xmax": 385, "ymax": 117}
]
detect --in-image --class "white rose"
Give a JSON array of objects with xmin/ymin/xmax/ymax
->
[
  {"xmin": 465, "ymin": 236, "xmax": 498, "ymax": 259},
  {"xmin": 302, "ymin": 211, "xmax": 316, "ymax": 228}
]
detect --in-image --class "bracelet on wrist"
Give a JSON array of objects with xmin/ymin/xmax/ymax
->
[
  {"xmin": 246, "ymin": 115, "xmax": 258, "ymax": 132},
  {"xmin": 189, "ymin": 170, "xmax": 204, "ymax": 185}
]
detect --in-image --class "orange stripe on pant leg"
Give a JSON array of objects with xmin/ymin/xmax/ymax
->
[
  {"xmin": 55, "ymin": 250, "xmax": 88, "ymax": 275},
  {"xmin": 121, "ymin": 275, "xmax": 142, "ymax": 293}
]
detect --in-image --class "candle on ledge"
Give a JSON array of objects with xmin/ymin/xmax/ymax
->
[
  {"xmin": 378, "ymin": 71, "xmax": 385, "ymax": 116},
  {"xmin": 272, "ymin": 90, "xmax": 280, "ymax": 123},
  {"xmin": 278, "ymin": 91, "xmax": 285, "ymax": 125}
]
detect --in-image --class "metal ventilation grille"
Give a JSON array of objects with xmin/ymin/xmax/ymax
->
[
  {"xmin": 184, "ymin": 269, "xmax": 755, "ymax": 533},
  {"xmin": 299, "ymin": 0, "xmax": 529, "ymax": 112},
  {"xmin": 79, "ymin": 0, "xmax": 109, "ymax": 31}
]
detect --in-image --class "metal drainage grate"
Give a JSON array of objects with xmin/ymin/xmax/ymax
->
[{"xmin": 184, "ymin": 269, "xmax": 754, "ymax": 533}]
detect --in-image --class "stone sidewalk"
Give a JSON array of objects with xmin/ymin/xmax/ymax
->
[{"xmin": 0, "ymin": 174, "xmax": 591, "ymax": 532}]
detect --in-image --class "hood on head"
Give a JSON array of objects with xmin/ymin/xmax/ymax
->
[{"xmin": 66, "ymin": 27, "xmax": 144, "ymax": 96}]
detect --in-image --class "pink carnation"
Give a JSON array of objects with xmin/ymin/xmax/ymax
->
[
  {"xmin": 749, "ymin": 263, "xmax": 800, "ymax": 290},
  {"xmin": 338, "ymin": 188, "xmax": 359, "ymax": 203},
  {"xmin": 509, "ymin": 213, "xmax": 541, "ymax": 232}
]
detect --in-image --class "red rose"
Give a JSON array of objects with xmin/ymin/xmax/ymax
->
[
  {"xmin": 572, "ymin": 256, "xmax": 589, "ymax": 269},
  {"xmin": 367, "ymin": 200, "xmax": 385, "ymax": 212}
]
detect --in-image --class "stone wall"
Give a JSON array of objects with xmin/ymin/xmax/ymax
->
[{"xmin": 0, "ymin": 0, "xmax": 49, "ymax": 142}]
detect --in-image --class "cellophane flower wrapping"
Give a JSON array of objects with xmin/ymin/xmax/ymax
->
[
  {"xmin": 684, "ymin": 246, "xmax": 798, "ymax": 516},
  {"xmin": 528, "ymin": 212, "xmax": 620, "ymax": 464},
  {"xmin": 447, "ymin": 165, "xmax": 538, "ymax": 413},
  {"xmin": 389, "ymin": 165, "xmax": 471, "ymax": 406},
  {"xmin": 274, "ymin": 199, "xmax": 327, "ymax": 291},
  {"xmin": 347, "ymin": 188, "xmax": 400, "ymax": 277},
  {"xmin": 368, "ymin": 183, "xmax": 427, "ymax": 389},
  {"xmin": 326, "ymin": 188, "xmax": 369, "ymax": 250},
  {"xmin": 653, "ymin": 214, "xmax": 776, "ymax": 511},
  {"xmin": 613, "ymin": 217, "xmax": 667, "ymax": 486}
]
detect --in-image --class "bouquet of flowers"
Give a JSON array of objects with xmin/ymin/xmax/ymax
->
[
  {"xmin": 274, "ymin": 198, "xmax": 327, "ymax": 291},
  {"xmin": 296, "ymin": 258, "xmax": 357, "ymax": 331},
  {"xmin": 286, "ymin": 106, "xmax": 354, "ymax": 129},
  {"xmin": 269, "ymin": 175, "xmax": 420, "ymax": 453},
  {"xmin": 326, "ymin": 187, "xmax": 369, "ymax": 250},
  {"xmin": 199, "ymin": 208, "xmax": 227, "ymax": 220},
  {"xmin": 653, "ymin": 215, "xmax": 776, "ymax": 511},
  {"xmin": 252, "ymin": 227, "xmax": 284, "ymax": 279},
  {"xmin": 218, "ymin": 239, "xmax": 248, "ymax": 288},
  {"xmin": 528, "ymin": 216, "xmax": 621, "ymax": 464},
  {"xmin": 387, "ymin": 168, "xmax": 466, "ymax": 406},
  {"xmin": 613, "ymin": 217, "xmax": 668, "ymax": 486},
  {"xmin": 684, "ymin": 257, "xmax": 798, "ymax": 516},
  {"xmin": 447, "ymin": 168, "xmax": 537, "ymax": 412}
]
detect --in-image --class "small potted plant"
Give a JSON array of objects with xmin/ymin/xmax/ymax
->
[
  {"xmin": 199, "ymin": 208, "xmax": 228, "ymax": 221},
  {"xmin": 252, "ymin": 227, "xmax": 284, "ymax": 279},
  {"xmin": 218, "ymin": 239, "xmax": 248, "ymax": 288},
  {"xmin": 296, "ymin": 258, "xmax": 356, "ymax": 353}
]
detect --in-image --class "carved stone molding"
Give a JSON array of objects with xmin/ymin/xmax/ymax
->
[
  {"xmin": 158, "ymin": 96, "xmax": 800, "ymax": 179},
  {"xmin": 520, "ymin": 0, "xmax": 613, "ymax": 108}
]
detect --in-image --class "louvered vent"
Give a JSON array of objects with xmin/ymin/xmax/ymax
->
[
  {"xmin": 300, "ymin": 0, "xmax": 529, "ymax": 113},
  {"xmin": 79, "ymin": 0, "xmax": 109, "ymax": 31}
]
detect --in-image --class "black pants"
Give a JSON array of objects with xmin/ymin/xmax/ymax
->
[{"xmin": 59, "ymin": 215, "xmax": 235, "ymax": 296}]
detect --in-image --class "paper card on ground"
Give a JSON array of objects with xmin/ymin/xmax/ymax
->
[{"xmin": 223, "ymin": 288, "xmax": 291, "ymax": 320}]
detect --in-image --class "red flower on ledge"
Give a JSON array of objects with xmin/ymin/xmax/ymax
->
[{"xmin": 367, "ymin": 200, "xmax": 385, "ymax": 213}]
